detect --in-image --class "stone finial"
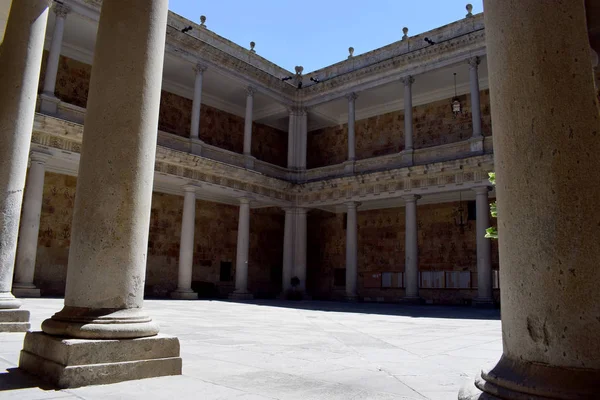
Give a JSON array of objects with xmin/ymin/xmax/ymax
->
[
  {"xmin": 348, "ymin": 47, "xmax": 354, "ymax": 59},
  {"xmin": 402, "ymin": 27, "xmax": 409, "ymax": 41},
  {"xmin": 466, "ymin": 4, "xmax": 473, "ymax": 17},
  {"xmin": 250, "ymin": 41, "xmax": 256, "ymax": 53},
  {"xmin": 295, "ymin": 66, "xmax": 304, "ymax": 75},
  {"xmin": 200, "ymin": 15, "xmax": 207, "ymax": 27}
]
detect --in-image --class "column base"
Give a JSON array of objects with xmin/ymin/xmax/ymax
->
[
  {"xmin": 190, "ymin": 138, "xmax": 203, "ymax": 156},
  {"xmin": 0, "ymin": 309, "xmax": 30, "ymax": 332},
  {"xmin": 472, "ymin": 298, "xmax": 496, "ymax": 308},
  {"xmin": 344, "ymin": 294, "xmax": 359, "ymax": 302},
  {"xmin": 170, "ymin": 290, "xmax": 198, "ymax": 300},
  {"xmin": 402, "ymin": 296, "xmax": 424, "ymax": 305},
  {"xmin": 399, "ymin": 149, "xmax": 414, "ymax": 166},
  {"xmin": 459, "ymin": 355, "xmax": 600, "ymax": 399},
  {"xmin": 469, "ymin": 136, "xmax": 484, "ymax": 154},
  {"xmin": 343, "ymin": 160, "xmax": 355, "ymax": 174},
  {"xmin": 228, "ymin": 291, "xmax": 254, "ymax": 300},
  {"xmin": 12, "ymin": 285, "xmax": 41, "ymax": 298},
  {"xmin": 19, "ymin": 331, "xmax": 182, "ymax": 389},
  {"xmin": 39, "ymin": 93, "xmax": 60, "ymax": 114},
  {"xmin": 244, "ymin": 154, "xmax": 256, "ymax": 169}
]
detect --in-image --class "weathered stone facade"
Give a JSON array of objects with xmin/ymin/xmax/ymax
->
[{"xmin": 307, "ymin": 90, "xmax": 491, "ymax": 168}]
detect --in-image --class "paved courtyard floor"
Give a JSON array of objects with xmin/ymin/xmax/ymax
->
[{"xmin": 0, "ymin": 298, "xmax": 501, "ymax": 400}]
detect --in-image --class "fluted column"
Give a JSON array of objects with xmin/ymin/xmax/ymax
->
[
  {"xmin": 281, "ymin": 208, "xmax": 294, "ymax": 293},
  {"xmin": 468, "ymin": 56, "xmax": 483, "ymax": 138},
  {"xmin": 346, "ymin": 93, "xmax": 358, "ymax": 162},
  {"xmin": 40, "ymin": 0, "xmax": 169, "ymax": 339},
  {"xmin": 473, "ymin": 186, "xmax": 493, "ymax": 306},
  {"xmin": 171, "ymin": 185, "xmax": 198, "ymax": 300},
  {"xmin": 403, "ymin": 195, "xmax": 420, "ymax": 300},
  {"xmin": 13, "ymin": 152, "xmax": 52, "ymax": 298},
  {"xmin": 243, "ymin": 87, "xmax": 255, "ymax": 168},
  {"xmin": 0, "ymin": 0, "xmax": 50, "ymax": 332},
  {"xmin": 40, "ymin": 3, "xmax": 70, "ymax": 114},
  {"xmin": 401, "ymin": 76, "xmax": 415, "ymax": 151},
  {"xmin": 345, "ymin": 202, "xmax": 358, "ymax": 300},
  {"xmin": 460, "ymin": 1, "xmax": 600, "ymax": 398},
  {"xmin": 190, "ymin": 64, "xmax": 207, "ymax": 141},
  {"xmin": 230, "ymin": 198, "xmax": 253, "ymax": 300}
]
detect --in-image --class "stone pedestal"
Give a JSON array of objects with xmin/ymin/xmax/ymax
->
[
  {"xmin": 0, "ymin": 309, "xmax": 30, "ymax": 332},
  {"xmin": 460, "ymin": 1, "xmax": 600, "ymax": 397},
  {"xmin": 20, "ymin": 332, "xmax": 181, "ymax": 388},
  {"xmin": 0, "ymin": 0, "xmax": 50, "ymax": 330}
]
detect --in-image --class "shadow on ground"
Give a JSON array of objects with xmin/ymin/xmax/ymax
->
[{"xmin": 0, "ymin": 367, "xmax": 58, "ymax": 392}]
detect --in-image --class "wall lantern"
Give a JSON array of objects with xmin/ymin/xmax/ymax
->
[{"xmin": 451, "ymin": 72, "xmax": 462, "ymax": 116}]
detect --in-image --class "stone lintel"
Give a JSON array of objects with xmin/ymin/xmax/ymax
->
[
  {"xmin": 0, "ymin": 310, "xmax": 30, "ymax": 332},
  {"xmin": 19, "ymin": 332, "xmax": 182, "ymax": 388}
]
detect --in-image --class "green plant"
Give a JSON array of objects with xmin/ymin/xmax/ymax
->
[{"xmin": 485, "ymin": 172, "xmax": 498, "ymax": 239}]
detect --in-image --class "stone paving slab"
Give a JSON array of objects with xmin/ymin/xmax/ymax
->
[{"xmin": 0, "ymin": 298, "xmax": 501, "ymax": 399}]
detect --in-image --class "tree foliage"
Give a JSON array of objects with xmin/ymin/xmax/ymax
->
[{"xmin": 485, "ymin": 172, "xmax": 498, "ymax": 239}]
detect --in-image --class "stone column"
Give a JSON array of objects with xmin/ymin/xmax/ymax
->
[
  {"xmin": 473, "ymin": 186, "xmax": 493, "ymax": 306},
  {"xmin": 294, "ymin": 208, "xmax": 307, "ymax": 292},
  {"xmin": 297, "ymin": 109, "xmax": 308, "ymax": 170},
  {"xmin": 281, "ymin": 208, "xmax": 294, "ymax": 294},
  {"xmin": 171, "ymin": 185, "xmax": 198, "ymax": 300},
  {"xmin": 287, "ymin": 109, "xmax": 296, "ymax": 169},
  {"xmin": 230, "ymin": 198, "xmax": 253, "ymax": 300},
  {"xmin": 460, "ymin": 1, "xmax": 600, "ymax": 398},
  {"xmin": 346, "ymin": 93, "xmax": 358, "ymax": 163},
  {"xmin": 20, "ymin": 0, "xmax": 181, "ymax": 388},
  {"xmin": 403, "ymin": 195, "xmax": 420, "ymax": 301},
  {"xmin": 345, "ymin": 202, "xmax": 358, "ymax": 300},
  {"xmin": 468, "ymin": 56, "xmax": 482, "ymax": 138},
  {"xmin": 13, "ymin": 152, "xmax": 52, "ymax": 298},
  {"xmin": 0, "ymin": 0, "xmax": 50, "ymax": 332},
  {"xmin": 190, "ymin": 63, "xmax": 206, "ymax": 141},
  {"xmin": 40, "ymin": 3, "xmax": 70, "ymax": 114},
  {"xmin": 401, "ymin": 76, "xmax": 415, "ymax": 151},
  {"xmin": 243, "ymin": 87, "xmax": 255, "ymax": 168}
]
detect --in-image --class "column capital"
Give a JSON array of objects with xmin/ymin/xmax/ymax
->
[
  {"xmin": 288, "ymin": 105, "xmax": 309, "ymax": 116},
  {"xmin": 239, "ymin": 197, "xmax": 251, "ymax": 205},
  {"xmin": 53, "ymin": 3, "xmax": 72, "ymax": 18},
  {"xmin": 29, "ymin": 151, "xmax": 51, "ymax": 164},
  {"xmin": 402, "ymin": 194, "xmax": 421, "ymax": 202},
  {"xmin": 473, "ymin": 186, "xmax": 491, "ymax": 195},
  {"xmin": 346, "ymin": 92, "xmax": 358, "ymax": 102},
  {"xmin": 345, "ymin": 201, "xmax": 361, "ymax": 209},
  {"xmin": 400, "ymin": 75, "xmax": 415, "ymax": 86},
  {"xmin": 246, "ymin": 86, "xmax": 256, "ymax": 97},
  {"xmin": 193, "ymin": 63, "xmax": 208, "ymax": 74},
  {"xmin": 182, "ymin": 184, "xmax": 198, "ymax": 194},
  {"xmin": 467, "ymin": 56, "xmax": 481, "ymax": 69}
]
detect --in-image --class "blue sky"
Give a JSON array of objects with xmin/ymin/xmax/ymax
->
[{"xmin": 169, "ymin": 0, "xmax": 483, "ymax": 73}]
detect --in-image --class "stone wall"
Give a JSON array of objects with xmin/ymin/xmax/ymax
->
[
  {"xmin": 38, "ymin": 53, "xmax": 288, "ymax": 167},
  {"xmin": 307, "ymin": 90, "xmax": 492, "ymax": 168},
  {"xmin": 306, "ymin": 200, "xmax": 499, "ymax": 304},
  {"xmin": 32, "ymin": 172, "xmax": 284, "ymax": 298}
]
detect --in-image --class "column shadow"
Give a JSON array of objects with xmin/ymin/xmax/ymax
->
[{"xmin": 0, "ymin": 367, "xmax": 59, "ymax": 391}]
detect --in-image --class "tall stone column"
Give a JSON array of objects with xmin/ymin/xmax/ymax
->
[
  {"xmin": 468, "ymin": 56, "xmax": 482, "ymax": 138},
  {"xmin": 13, "ymin": 152, "xmax": 52, "ymax": 298},
  {"xmin": 472, "ymin": 186, "xmax": 493, "ymax": 306},
  {"xmin": 460, "ymin": 1, "xmax": 600, "ymax": 398},
  {"xmin": 287, "ymin": 109, "xmax": 296, "ymax": 168},
  {"xmin": 0, "ymin": 0, "xmax": 50, "ymax": 332},
  {"xmin": 345, "ymin": 202, "xmax": 358, "ymax": 300},
  {"xmin": 346, "ymin": 93, "xmax": 358, "ymax": 163},
  {"xmin": 294, "ymin": 208, "xmax": 307, "ymax": 292},
  {"xmin": 230, "ymin": 198, "xmax": 253, "ymax": 300},
  {"xmin": 243, "ymin": 87, "xmax": 255, "ymax": 168},
  {"xmin": 20, "ymin": 0, "xmax": 181, "ymax": 388},
  {"xmin": 171, "ymin": 185, "xmax": 198, "ymax": 300},
  {"xmin": 297, "ymin": 109, "xmax": 308, "ymax": 170},
  {"xmin": 190, "ymin": 63, "xmax": 207, "ymax": 141},
  {"xmin": 403, "ymin": 195, "xmax": 420, "ymax": 301},
  {"xmin": 401, "ymin": 76, "xmax": 415, "ymax": 151},
  {"xmin": 281, "ymin": 208, "xmax": 294, "ymax": 294},
  {"xmin": 40, "ymin": 3, "xmax": 70, "ymax": 114}
]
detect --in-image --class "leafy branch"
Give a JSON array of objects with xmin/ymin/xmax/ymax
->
[{"xmin": 485, "ymin": 172, "xmax": 498, "ymax": 239}]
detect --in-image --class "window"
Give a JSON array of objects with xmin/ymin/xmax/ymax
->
[
  {"xmin": 334, "ymin": 268, "xmax": 345, "ymax": 287},
  {"xmin": 220, "ymin": 261, "xmax": 232, "ymax": 282},
  {"xmin": 445, "ymin": 271, "xmax": 472, "ymax": 288},
  {"xmin": 420, "ymin": 271, "xmax": 445, "ymax": 288}
]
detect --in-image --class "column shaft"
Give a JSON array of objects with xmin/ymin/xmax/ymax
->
[
  {"xmin": 404, "ymin": 195, "xmax": 419, "ymax": 299},
  {"xmin": 0, "ymin": 0, "xmax": 50, "ymax": 312},
  {"xmin": 468, "ymin": 57, "xmax": 483, "ymax": 138},
  {"xmin": 42, "ymin": 4, "xmax": 69, "ymax": 96},
  {"xmin": 233, "ymin": 199, "xmax": 251, "ymax": 296},
  {"xmin": 41, "ymin": 0, "xmax": 169, "ymax": 339},
  {"xmin": 294, "ymin": 209, "xmax": 307, "ymax": 291},
  {"xmin": 347, "ymin": 93, "xmax": 357, "ymax": 161},
  {"xmin": 282, "ymin": 209, "xmax": 294, "ymax": 292},
  {"xmin": 298, "ymin": 111, "xmax": 308, "ymax": 170},
  {"xmin": 474, "ymin": 187, "xmax": 492, "ymax": 303},
  {"xmin": 345, "ymin": 203, "xmax": 358, "ymax": 299},
  {"xmin": 171, "ymin": 186, "xmax": 198, "ymax": 299},
  {"xmin": 402, "ymin": 76, "xmax": 414, "ymax": 151},
  {"xmin": 287, "ymin": 110, "xmax": 296, "ymax": 168},
  {"xmin": 243, "ymin": 87, "xmax": 254, "ymax": 156},
  {"xmin": 461, "ymin": 1, "xmax": 600, "ymax": 397},
  {"xmin": 190, "ymin": 65, "xmax": 205, "ymax": 140},
  {"xmin": 13, "ymin": 153, "xmax": 51, "ymax": 297}
]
